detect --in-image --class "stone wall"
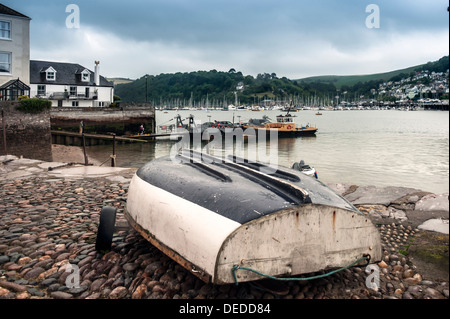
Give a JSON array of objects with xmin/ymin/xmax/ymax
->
[
  {"xmin": 0, "ymin": 101, "xmax": 52, "ymax": 162},
  {"xmin": 50, "ymin": 104, "xmax": 156, "ymax": 134}
]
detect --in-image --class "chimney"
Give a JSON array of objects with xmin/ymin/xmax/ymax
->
[{"xmin": 94, "ymin": 61, "xmax": 100, "ymax": 86}]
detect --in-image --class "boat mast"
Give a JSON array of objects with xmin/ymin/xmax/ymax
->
[{"xmin": 286, "ymin": 99, "xmax": 293, "ymax": 116}]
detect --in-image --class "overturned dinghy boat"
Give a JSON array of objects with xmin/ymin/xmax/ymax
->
[{"xmin": 97, "ymin": 150, "xmax": 382, "ymax": 285}]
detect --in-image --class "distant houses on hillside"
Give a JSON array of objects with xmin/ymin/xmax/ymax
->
[{"xmin": 377, "ymin": 69, "xmax": 449, "ymax": 103}]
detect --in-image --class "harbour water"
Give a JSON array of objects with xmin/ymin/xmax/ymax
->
[{"xmin": 85, "ymin": 109, "xmax": 449, "ymax": 194}]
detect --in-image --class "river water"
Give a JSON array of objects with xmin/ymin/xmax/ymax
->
[{"xmin": 85, "ymin": 109, "xmax": 449, "ymax": 194}]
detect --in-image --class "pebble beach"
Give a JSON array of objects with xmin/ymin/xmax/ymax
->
[{"xmin": 0, "ymin": 148, "xmax": 448, "ymax": 300}]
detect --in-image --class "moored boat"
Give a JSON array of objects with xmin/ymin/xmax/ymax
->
[
  {"xmin": 96, "ymin": 149, "xmax": 382, "ymax": 285},
  {"xmin": 243, "ymin": 113, "xmax": 317, "ymax": 137},
  {"xmin": 292, "ymin": 160, "xmax": 318, "ymax": 179},
  {"xmin": 122, "ymin": 133, "xmax": 155, "ymax": 140}
]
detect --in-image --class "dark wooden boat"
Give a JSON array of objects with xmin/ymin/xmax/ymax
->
[{"xmin": 96, "ymin": 149, "xmax": 382, "ymax": 284}]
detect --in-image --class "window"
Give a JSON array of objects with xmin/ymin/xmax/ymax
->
[
  {"xmin": 0, "ymin": 52, "xmax": 11, "ymax": 73},
  {"xmin": 72, "ymin": 101, "xmax": 79, "ymax": 107},
  {"xmin": 82, "ymin": 71, "xmax": 90, "ymax": 82},
  {"xmin": 46, "ymin": 71, "xmax": 55, "ymax": 81},
  {"xmin": 70, "ymin": 86, "xmax": 77, "ymax": 96},
  {"xmin": 44, "ymin": 67, "xmax": 57, "ymax": 81},
  {"xmin": 0, "ymin": 21, "xmax": 11, "ymax": 40},
  {"xmin": 37, "ymin": 85, "xmax": 46, "ymax": 96}
]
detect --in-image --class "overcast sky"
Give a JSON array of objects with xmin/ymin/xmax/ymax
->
[{"xmin": 3, "ymin": 0, "xmax": 449, "ymax": 79}]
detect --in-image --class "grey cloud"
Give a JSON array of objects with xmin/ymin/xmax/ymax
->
[{"xmin": 2, "ymin": 0, "xmax": 448, "ymax": 79}]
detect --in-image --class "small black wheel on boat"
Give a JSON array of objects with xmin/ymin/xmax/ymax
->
[{"xmin": 95, "ymin": 206, "xmax": 117, "ymax": 252}]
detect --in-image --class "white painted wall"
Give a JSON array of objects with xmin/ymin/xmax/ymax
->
[
  {"xmin": 0, "ymin": 13, "xmax": 30, "ymax": 86},
  {"xmin": 29, "ymin": 84, "xmax": 114, "ymax": 107}
]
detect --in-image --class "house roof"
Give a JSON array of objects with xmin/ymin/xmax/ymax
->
[
  {"xmin": 30, "ymin": 60, "xmax": 114, "ymax": 87},
  {"xmin": 0, "ymin": 78, "xmax": 30, "ymax": 90},
  {"xmin": 75, "ymin": 68, "xmax": 91, "ymax": 75},
  {"xmin": 0, "ymin": 4, "xmax": 31, "ymax": 19}
]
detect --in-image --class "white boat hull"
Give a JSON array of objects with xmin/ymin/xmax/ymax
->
[{"xmin": 124, "ymin": 155, "xmax": 382, "ymax": 284}]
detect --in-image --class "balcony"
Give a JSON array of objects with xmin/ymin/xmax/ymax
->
[
  {"xmin": 32, "ymin": 91, "xmax": 98, "ymax": 100},
  {"xmin": 68, "ymin": 93, "xmax": 98, "ymax": 100}
]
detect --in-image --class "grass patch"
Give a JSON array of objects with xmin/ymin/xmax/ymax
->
[
  {"xmin": 399, "ymin": 249, "xmax": 409, "ymax": 256},
  {"xmin": 408, "ymin": 231, "xmax": 449, "ymax": 272}
]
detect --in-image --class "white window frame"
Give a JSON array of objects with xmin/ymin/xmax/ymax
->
[
  {"xmin": 46, "ymin": 71, "xmax": 55, "ymax": 81},
  {"xmin": 69, "ymin": 86, "xmax": 77, "ymax": 96},
  {"xmin": 72, "ymin": 101, "xmax": 79, "ymax": 107},
  {"xmin": 81, "ymin": 70, "xmax": 90, "ymax": 82},
  {"xmin": 37, "ymin": 85, "xmax": 46, "ymax": 96},
  {"xmin": 0, "ymin": 51, "xmax": 11, "ymax": 74},
  {"xmin": 0, "ymin": 20, "xmax": 11, "ymax": 40},
  {"xmin": 44, "ymin": 67, "xmax": 57, "ymax": 81}
]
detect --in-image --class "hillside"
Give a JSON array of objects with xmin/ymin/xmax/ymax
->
[
  {"xmin": 114, "ymin": 56, "xmax": 449, "ymax": 106},
  {"xmin": 297, "ymin": 66, "xmax": 419, "ymax": 89},
  {"xmin": 115, "ymin": 70, "xmax": 336, "ymax": 105},
  {"xmin": 298, "ymin": 56, "xmax": 449, "ymax": 88}
]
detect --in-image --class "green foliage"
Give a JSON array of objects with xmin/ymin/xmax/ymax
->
[
  {"xmin": 298, "ymin": 56, "xmax": 449, "ymax": 89},
  {"xmin": 115, "ymin": 56, "xmax": 448, "ymax": 104},
  {"xmin": 115, "ymin": 69, "xmax": 336, "ymax": 104},
  {"xmin": 416, "ymin": 56, "xmax": 449, "ymax": 73},
  {"xmin": 116, "ymin": 70, "xmax": 244, "ymax": 103},
  {"xmin": 16, "ymin": 98, "xmax": 52, "ymax": 114}
]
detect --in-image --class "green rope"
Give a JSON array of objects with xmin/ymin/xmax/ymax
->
[{"xmin": 231, "ymin": 255, "xmax": 370, "ymax": 286}]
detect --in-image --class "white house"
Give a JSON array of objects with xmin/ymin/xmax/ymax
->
[
  {"xmin": 29, "ymin": 60, "xmax": 114, "ymax": 107},
  {"xmin": 0, "ymin": 3, "xmax": 31, "ymax": 99}
]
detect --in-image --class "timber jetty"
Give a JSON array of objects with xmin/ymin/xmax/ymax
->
[
  {"xmin": 51, "ymin": 130, "xmax": 148, "ymax": 146},
  {"xmin": 51, "ymin": 130, "xmax": 184, "ymax": 146}
]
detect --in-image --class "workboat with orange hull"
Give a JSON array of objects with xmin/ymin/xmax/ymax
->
[
  {"xmin": 96, "ymin": 150, "xmax": 381, "ymax": 285},
  {"xmin": 243, "ymin": 113, "xmax": 317, "ymax": 137}
]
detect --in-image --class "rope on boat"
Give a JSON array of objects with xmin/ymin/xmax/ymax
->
[{"xmin": 231, "ymin": 255, "xmax": 370, "ymax": 286}]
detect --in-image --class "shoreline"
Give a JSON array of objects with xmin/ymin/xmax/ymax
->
[
  {"xmin": 0, "ymin": 155, "xmax": 448, "ymax": 300},
  {"xmin": 51, "ymin": 143, "xmax": 449, "ymax": 195}
]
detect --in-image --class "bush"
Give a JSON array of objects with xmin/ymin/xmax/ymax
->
[{"xmin": 16, "ymin": 98, "xmax": 52, "ymax": 114}]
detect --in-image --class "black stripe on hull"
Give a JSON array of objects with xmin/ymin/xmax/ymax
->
[{"xmin": 136, "ymin": 151, "xmax": 358, "ymax": 224}]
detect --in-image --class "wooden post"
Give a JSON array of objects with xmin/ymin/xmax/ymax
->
[
  {"xmin": 81, "ymin": 122, "xmax": 88, "ymax": 166},
  {"xmin": 82, "ymin": 133, "xmax": 88, "ymax": 166},
  {"xmin": 111, "ymin": 133, "xmax": 116, "ymax": 167},
  {"xmin": 1, "ymin": 110, "xmax": 7, "ymax": 155}
]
